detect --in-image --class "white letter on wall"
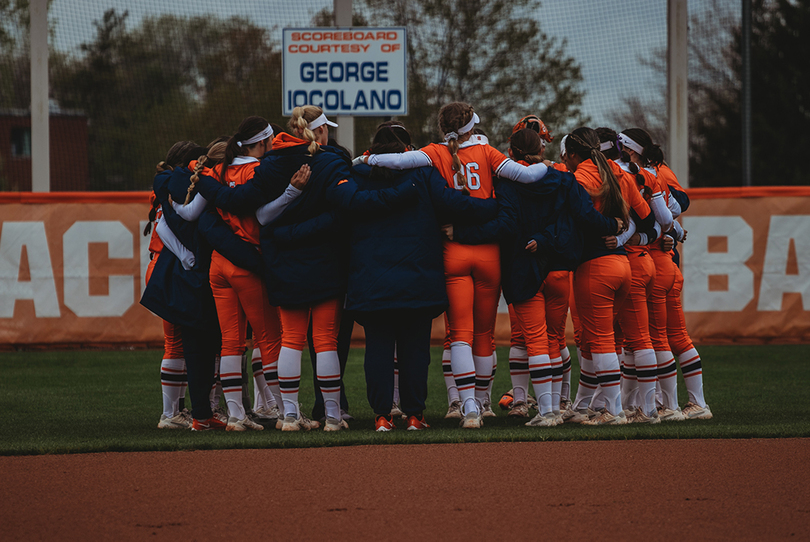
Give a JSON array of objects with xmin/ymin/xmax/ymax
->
[
  {"xmin": 0, "ymin": 221, "xmax": 61, "ymax": 317},
  {"xmin": 682, "ymin": 216, "xmax": 754, "ymax": 312},
  {"xmin": 63, "ymin": 221, "xmax": 134, "ymax": 317},
  {"xmin": 757, "ymin": 215, "xmax": 810, "ymax": 311}
]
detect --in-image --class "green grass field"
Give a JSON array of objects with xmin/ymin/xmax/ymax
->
[{"xmin": 1, "ymin": 344, "xmax": 807, "ymax": 455}]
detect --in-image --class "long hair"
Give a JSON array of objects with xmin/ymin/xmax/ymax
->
[
  {"xmin": 621, "ymin": 127, "xmax": 664, "ymax": 167},
  {"xmin": 566, "ymin": 127, "xmax": 628, "ymax": 223},
  {"xmin": 288, "ymin": 105, "xmax": 324, "ymax": 155},
  {"xmin": 438, "ymin": 102, "xmax": 475, "ymax": 195},
  {"xmin": 145, "ymin": 141, "xmax": 197, "ymax": 236},
  {"xmin": 219, "ymin": 116, "xmax": 270, "ymax": 183},
  {"xmin": 597, "ymin": 126, "xmax": 650, "ymax": 198},
  {"xmin": 509, "ymin": 128, "xmax": 544, "ymax": 164}
]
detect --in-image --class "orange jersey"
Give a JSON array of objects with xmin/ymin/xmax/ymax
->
[
  {"xmin": 575, "ymin": 159, "xmax": 650, "ymax": 220},
  {"xmin": 210, "ymin": 160, "xmax": 262, "ymax": 245},
  {"xmin": 419, "ymin": 140, "xmax": 509, "ymax": 199},
  {"xmin": 552, "ymin": 162, "xmax": 568, "ymax": 172},
  {"xmin": 655, "ymin": 163, "xmax": 685, "ymax": 193}
]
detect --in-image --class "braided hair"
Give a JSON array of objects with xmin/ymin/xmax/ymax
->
[{"xmin": 438, "ymin": 102, "xmax": 475, "ymax": 196}]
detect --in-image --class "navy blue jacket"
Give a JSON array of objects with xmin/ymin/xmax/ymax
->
[
  {"xmin": 346, "ymin": 164, "xmax": 497, "ymax": 315},
  {"xmin": 456, "ymin": 168, "xmax": 617, "ymax": 305},
  {"xmin": 193, "ymin": 139, "xmax": 419, "ymax": 306}
]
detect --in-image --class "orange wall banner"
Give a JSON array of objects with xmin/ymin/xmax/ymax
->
[{"xmin": 1, "ymin": 188, "xmax": 809, "ymax": 348}]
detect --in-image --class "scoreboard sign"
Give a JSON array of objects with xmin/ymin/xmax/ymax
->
[{"xmin": 282, "ymin": 27, "xmax": 407, "ymax": 116}]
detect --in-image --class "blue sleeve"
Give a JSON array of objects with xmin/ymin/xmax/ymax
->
[
  {"xmin": 325, "ymin": 161, "xmax": 419, "ymax": 213},
  {"xmin": 272, "ymin": 210, "xmax": 342, "ymax": 248},
  {"xmin": 453, "ymin": 182, "xmax": 519, "ymax": 245},
  {"xmin": 565, "ymin": 178, "xmax": 618, "ymax": 235},
  {"xmin": 632, "ymin": 207, "xmax": 658, "ymax": 241},
  {"xmin": 197, "ymin": 210, "xmax": 262, "ymax": 275},
  {"xmin": 193, "ymin": 173, "xmax": 265, "ymax": 215},
  {"xmin": 424, "ymin": 168, "xmax": 498, "ymax": 222}
]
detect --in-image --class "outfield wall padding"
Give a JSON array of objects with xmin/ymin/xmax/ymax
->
[{"xmin": 1, "ymin": 187, "xmax": 808, "ymax": 348}]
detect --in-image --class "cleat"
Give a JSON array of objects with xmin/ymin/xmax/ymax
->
[
  {"xmin": 682, "ymin": 402, "xmax": 713, "ymax": 420},
  {"xmin": 212, "ymin": 406, "xmax": 228, "ymax": 424},
  {"xmin": 227, "ymin": 416, "xmax": 264, "ymax": 431},
  {"xmin": 324, "ymin": 417, "xmax": 349, "ymax": 432},
  {"xmin": 340, "ymin": 409, "xmax": 354, "ymax": 421},
  {"xmin": 657, "ymin": 406, "xmax": 686, "ymax": 422},
  {"xmin": 622, "ymin": 408, "xmax": 636, "ymax": 420},
  {"xmin": 527, "ymin": 395, "xmax": 538, "ymax": 410},
  {"xmin": 559, "ymin": 398, "xmax": 572, "ymax": 412},
  {"xmin": 390, "ymin": 403, "xmax": 404, "ymax": 418},
  {"xmin": 507, "ymin": 401, "xmax": 530, "ymax": 418},
  {"xmin": 525, "ymin": 412, "xmax": 558, "ymax": 427},
  {"xmin": 158, "ymin": 413, "xmax": 191, "ymax": 429},
  {"xmin": 630, "ymin": 407, "xmax": 660, "ymax": 425},
  {"xmin": 444, "ymin": 400, "xmax": 462, "ymax": 419},
  {"xmin": 375, "ymin": 415, "xmax": 395, "ymax": 432},
  {"xmin": 582, "ymin": 410, "xmax": 628, "ymax": 426},
  {"xmin": 554, "ymin": 411, "xmax": 564, "ymax": 425},
  {"xmin": 498, "ymin": 389, "xmax": 515, "ymax": 410},
  {"xmin": 406, "ymin": 415, "xmax": 430, "ymax": 431},
  {"xmin": 562, "ymin": 407, "xmax": 596, "ymax": 424},
  {"xmin": 482, "ymin": 401, "xmax": 497, "ymax": 418},
  {"xmin": 460, "ymin": 408, "xmax": 483, "ymax": 429},
  {"xmin": 191, "ymin": 416, "xmax": 227, "ymax": 431},
  {"xmin": 281, "ymin": 414, "xmax": 315, "ymax": 432},
  {"xmin": 254, "ymin": 405, "xmax": 281, "ymax": 421}
]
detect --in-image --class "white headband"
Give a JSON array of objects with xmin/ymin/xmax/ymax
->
[
  {"xmin": 308, "ymin": 113, "xmax": 338, "ymax": 131},
  {"xmin": 618, "ymin": 133, "xmax": 643, "ymax": 154},
  {"xmin": 444, "ymin": 112, "xmax": 480, "ymax": 141},
  {"xmin": 599, "ymin": 140, "xmax": 614, "ymax": 152},
  {"xmin": 560, "ymin": 134, "xmax": 568, "ymax": 157},
  {"xmin": 237, "ymin": 124, "xmax": 273, "ymax": 148}
]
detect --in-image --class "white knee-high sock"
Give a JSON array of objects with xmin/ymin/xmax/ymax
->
[
  {"xmin": 278, "ymin": 346, "xmax": 302, "ymax": 418},
  {"xmin": 251, "ymin": 348, "xmax": 267, "ymax": 411},
  {"xmin": 592, "ymin": 352, "xmax": 622, "ymax": 415},
  {"xmin": 486, "ymin": 351, "xmax": 497, "ymax": 405},
  {"xmin": 550, "ymin": 355, "xmax": 563, "ymax": 413},
  {"xmin": 677, "ymin": 348, "xmax": 706, "ymax": 407},
  {"xmin": 620, "ymin": 349, "xmax": 638, "ymax": 410},
  {"xmin": 655, "ymin": 350, "xmax": 678, "ymax": 410},
  {"xmin": 529, "ymin": 354, "xmax": 553, "ymax": 415},
  {"xmin": 573, "ymin": 351, "xmax": 597, "ymax": 411},
  {"xmin": 560, "ymin": 346, "xmax": 572, "ymax": 401},
  {"xmin": 220, "ymin": 355, "xmax": 246, "ymax": 419},
  {"xmin": 160, "ymin": 358, "xmax": 185, "ymax": 418},
  {"xmin": 451, "ymin": 342, "xmax": 478, "ymax": 414},
  {"xmin": 262, "ymin": 352, "xmax": 281, "ymax": 409},
  {"xmin": 317, "ymin": 350, "xmax": 342, "ymax": 420},
  {"xmin": 634, "ymin": 348, "xmax": 658, "ymax": 416},
  {"xmin": 509, "ymin": 346, "xmax": 530, "ymax": 404},
  {"xmin": 442, "ymin": 348, "xmax": 459, "ymax": 404},
  {"xmin": 473, "ymin": 354, "xmax": 493, "ymax": 406}
]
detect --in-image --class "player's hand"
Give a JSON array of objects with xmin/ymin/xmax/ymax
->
[
  {"xmin": 627, "ymin": 233, "xmax": 641, "ymax": 246},
  {"xmin": 662, "ymin": 235, "xmax": 675, "ymax": 251},
  {"xmin": 291, "ymin": 164, "xmax": 311, "ymax": 189},
  {"xmin": 525, "ymin": 239, "xmax": 538, "ymax": 252},
  {"xmin": 441, "ymin": 224, "xmax": 454, "ymax": 241},
  {"xmin": 682, "ymin": 229, "xmax": 688, "ymax": 242},
  {"xmin": 615, "ymin": 217, "xmax": 625, "ymax": 234},
  {"xmin": 603, "ymin": 236, "xmax": 618, "ymax": 249}
]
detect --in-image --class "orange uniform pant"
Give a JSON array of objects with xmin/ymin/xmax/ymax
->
[
  {"xmin": 543, "ymin": 270, "xmax": 572, "ymax": 359},
  {"xmin": 511, "ymin": 290, "xmax": 549, "ymax": 358},
  {"xmin": 444, "ymin": 242, "xmax": 501, "ymax": 356},
  {"xmin": 279, "ymin": 297, "xmax": 342, "ymax": 353},
  {"xmin": 617, "ymin": 250, "xmax": 655, "ymax": 352},
  {"xmin": 648, "ymin": 250, "xmax": 677, "ymax": 352},
  {"xmin": 666, "ymin": 265, "xmax": 694, "ymax": 356},
  {"xmin": 568, "ymin": 272, "xmax": 582, "ymax": 349},
  {"xmin": 573, "ymin": 255, "xmax": 631, "ymax": 354},
  {"xmin": 209, "ymin": 251, "xmax": 282, "ymax": 359},
  {"xmin": 147, "ymin": 254, "xmax": 183, "ymax": 359}
]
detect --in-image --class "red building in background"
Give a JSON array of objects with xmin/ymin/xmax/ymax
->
[{"xmin": 0, "ymin": 107, "xmax": 89, "ymax": 192}]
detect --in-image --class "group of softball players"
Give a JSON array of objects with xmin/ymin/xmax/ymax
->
[{"xmin": 143, "ymin": 100, "xmax": 710, "ymax": 433}]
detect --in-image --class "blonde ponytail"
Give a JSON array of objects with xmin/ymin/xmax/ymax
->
[
  {"xmin": 184, "ymin": 155, "xmax": 207, "ymax": 205},
  {"xmin": 289, "ymin": 106, "xmax": 323, "ymax": 155}
]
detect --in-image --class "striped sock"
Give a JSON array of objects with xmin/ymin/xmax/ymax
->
[
  {"xmin": 620, "ymin": 349, "xmax": 638, "ymax": 410},
  {"xmin": 677, "ymin": 348, "xmax": 706, "ymax": 407},
  {"xmin": 252, "ymin": 348, "xmax": 267, "ymax": 411},
  {"xmin": 593, "ymin": 352, "xmax": 622, "ymax": 415},
  {"xmin": 529, "ymin": 354, "xmax": 553, "ymax": 415},
  {"xmin": 486, "ymin": 351, "xmax": 497, "ymax": 406},
  {"xmin": 317, "ymin": 350, "xmax": 342, "ymax": 420},
  {"xmin": 634, "ymin": 348, "xmax": 658, "ymax": 417},
  {"xmin": 509, "ymin": 346, "xmax": 529, "ymax": 403},
  {"xmin": 277, "ymin": 346, "xmax": 302, "ymax": 418},
  {"xmin": 560, "ymin": 346, "xmax": 572, "ymax": 401},
  {"xmin": 220, "ymin": 355, "xmax": 245, "ymax": 420},
  {"xmin": 262, "ymin": 353, "xmax": 281, "ymax": 409},
  {"xmin": 160, "ymin": 358, "xmax": 185, "ymax": 418},
  {"xmin": 573, "ymin": 351, "xmax": 597, "ymax": 411},
  {"xmin": 550, "ymin": 356, "xmax": 563, "ymax": 413},
  {"xmin": 655, "ymin": 350, "xmax": 679, "ymax": 410},
  {"xmin": 393, "ymin": 348, "xmax": 400, "ymax": 406},
  {"xmin": 442, "ymin": 348, "xmax": 459, "ymax": 404},
  {"xmin": 473, "ymin": 354, "xmax": 493, "ymax": 406},
  {"xmin": 451, "ymin": 342, "xmax": 477, "ymax": 414}
]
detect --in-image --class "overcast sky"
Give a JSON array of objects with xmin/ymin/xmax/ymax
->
[{"xmin": 48, "ymin": 0, "xmax": 735, "ymax": 129}]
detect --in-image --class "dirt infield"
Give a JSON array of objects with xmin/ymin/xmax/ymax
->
[{"xmin": 2, "ymin": 438, "xmax": 808, "ymax": 540}]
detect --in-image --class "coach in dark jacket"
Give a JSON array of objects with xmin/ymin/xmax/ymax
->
[{"xmin": 349, "ymin": 124, "xmax": 497, "ymax": 427}]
